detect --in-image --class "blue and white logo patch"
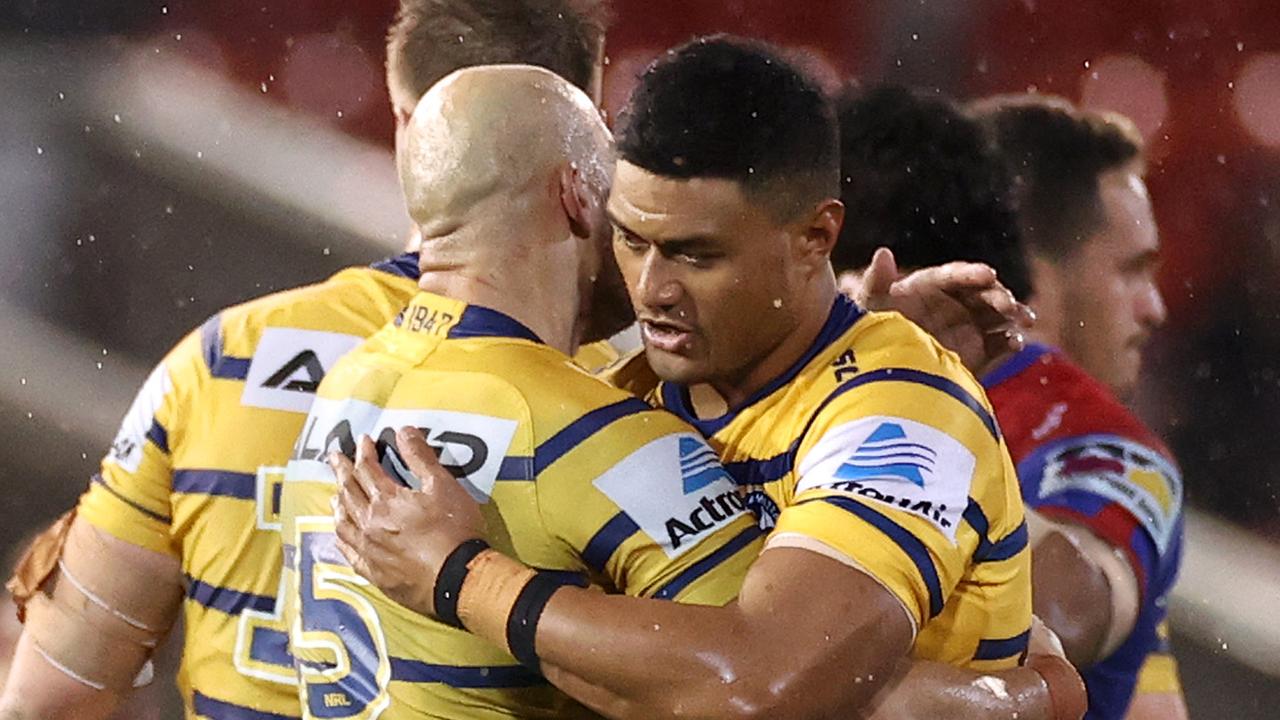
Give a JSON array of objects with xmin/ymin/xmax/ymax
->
[
  {"xmin": 797, "ymin": 416, "xmax": 975, "ymax": 542},
  {"xmin": 680, "ymin": 436, "xmax": 724, "ymax": 494},
  {"xmin": 594, "ymin": 433, "xmax": 747, "ymax": 558},
  {"xmin": 834, "ymin": 422, "xmax": 936, "ymax": 487}
]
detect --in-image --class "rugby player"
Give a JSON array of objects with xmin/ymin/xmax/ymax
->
[
  {"xmin": 0, "ymin": 2, "xmax": 614, "ymax": 718},
  {"xmin": 833, "ymin": 85, "xmax": 1185, "ymax": 720},
  {"xmin": 974, "ymin": 96, "xmax": 1187, "ymax": 720},
  {"xmin": 332, "ymin": 36, "xmax": 1086, "ymax": 720},
  {"xmin": 0, "ymin": 3, "xmax": 1040, "ymax": 716}
]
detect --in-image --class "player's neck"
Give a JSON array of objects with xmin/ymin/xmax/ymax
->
[
  {"xmin": 703, "ymin": 280, "xmax": 839, "ymax": 412},
  {"xmin": 1025, "ymin": 298, "xmax": 1064, "ymax": 353},
  {"xmin": 417, "ymin": 242, "xmax": 579, "ymax": 356}
]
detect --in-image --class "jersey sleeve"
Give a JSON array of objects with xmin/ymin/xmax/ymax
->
[
  {"xmin": 536, "ymin": 400, "xmax": 762, "ymax": 607},
  {"xmin": 772, "ymin": 373, "xmax": 1014, "ymax": 630},
  {"xmin": 1016, "ymin": 433, "xmax": 1183, "ymax": 600},
  {"xmin": 77, "ymin": 327, "xmax": 205, "ymax": 556}
]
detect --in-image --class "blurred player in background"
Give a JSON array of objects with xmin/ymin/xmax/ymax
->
[
  {"xmin": 974, "ymin": 96, "xmax": 1186, "ymax": 720},
  {"xmin": 329, "ymin": 36, "xmax": 1086, "ymax": 720},
  {"xmin": 0, "ymin": 2, "xmax": 611, "ymax": 718},
  {"xmin": 832, "ymin": 84, "xmax": 1186, "ymax": 720}
]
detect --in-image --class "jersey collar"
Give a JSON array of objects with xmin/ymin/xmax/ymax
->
[
  {"xmin": 980, "ymin": 342, "xmax": 1053, "ymax": 390},
  {"xmin": 370, "ymin": 251, "xmax": 421, "ymax": 280},
  {"xmin": 661, "ymin": 294, "xmax": 865, "ymax": 437},
  {"xmin": 395, "ymin": 291, "xmax": 545, "ymax": 345}
]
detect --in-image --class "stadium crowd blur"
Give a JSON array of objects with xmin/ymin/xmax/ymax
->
[{"xmin": 1, "ymin": 0, "xmax": 1278, "ymax": 715}]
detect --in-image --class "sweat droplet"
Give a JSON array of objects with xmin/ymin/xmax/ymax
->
[{"xmin": 772, "ymin": 298, "xmax": 783, "ymax": 308}]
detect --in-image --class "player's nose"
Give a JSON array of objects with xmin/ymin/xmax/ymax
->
[
  {"xmin": 1137, "ymin": 279, "xmax": 1167, "ymax": 330},
  {"xmin": 636, "ymin": 252, "xmax": 683, "ymax": 310}
]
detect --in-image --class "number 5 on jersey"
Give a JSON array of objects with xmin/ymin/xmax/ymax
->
[{"xmin": 290, "ymin": 516, "xmax": 392, "ymax": 719}]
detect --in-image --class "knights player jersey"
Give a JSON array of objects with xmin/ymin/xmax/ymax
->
[
  {"xmin": 983, "ymin": 344, "xmax": 1185, "ymax": 719},
  {"xmin": 279, "ymin": 290, "xmax": 762, "ymax": 719},
  {"xmin": 633, "ymin": 296, "xmax": 1033, "ymax": 670}
]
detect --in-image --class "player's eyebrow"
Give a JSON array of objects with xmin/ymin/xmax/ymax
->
[
  {"xmin": 607, "ymin": 210, "xmax": 722, "ymax": 251},
  {"xmin": 1121, "ymin": 247, "xmax": 1161, "ymax": 272}
]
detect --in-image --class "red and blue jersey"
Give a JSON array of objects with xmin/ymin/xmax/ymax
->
[{"xmin": 983, "ymin": 344, "xmax": 1185, "ymax": 720}]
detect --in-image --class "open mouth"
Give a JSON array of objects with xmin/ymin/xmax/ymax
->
[{"xmin": 640, "ymin": 318, "xmax": 695, "ymax": 354}]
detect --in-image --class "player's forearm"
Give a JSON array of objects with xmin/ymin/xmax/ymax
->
[
  {"xmin": 534, "ymin": 588, "xmax": 790, "ymax": 718},
  {"xmin": 454, "ymin": 548, "xmax": 907, "ymax": 720},
  {"xmin": 862, "ymin": 659, "xmax": 1055, "ymax": 720}
]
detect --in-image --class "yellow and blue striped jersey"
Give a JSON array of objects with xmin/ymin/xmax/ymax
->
[
  {"xmin": 77, "ymin": 255, "xmax": 423, "ymax": 719},
  {"xmin": 647, "ymin": 296, "xmax": 1032, "ymax": 670},
  {"xmin": 280, "ymin": 290, "xmax": 762, "ymax": 719}
]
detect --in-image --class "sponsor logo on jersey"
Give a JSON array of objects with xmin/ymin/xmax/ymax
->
[
  {"xmin": 797, "ymin": 415, "xmax": 974, "ymax": 542},
  {"xmin": 744, "ymin": 488, "xmax": 781, "ymax": 530},
  {"xmin": 1037, "ymin": 434, "xmax": 1182, "ymax": 554},
  {"xmin": 288, "ymin": 396, "xmax": 517, "ymax": 502},
  {"xmin": 595, "ymin": 433, "xmax": 746, "ymax": 558},
  {"xmin": 241, "ymin": 328, "xmax": 364, "ymax": 413},
  {"xmin": 834, "ymin": 421, "xmax": 935, "ymax": 487},
  {"xmin": 106, "ymin": 361, "xmax": 173, "ymax": 473}
]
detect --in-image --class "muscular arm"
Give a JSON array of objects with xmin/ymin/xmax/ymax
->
[
  {"xmin": 1026, "ymin": 509, "xmax": 1140, "ymax": 667},
  {"xmin": 0, "ymin": 517, "xmax": 182, "ymax": 720},
  {"xmin": 332, "ymin": 431, "xmax": 1080, "ymax": 720},
  {"xmin": 522, "ymin": 547, "xmax": 914, "ymax": 719}
]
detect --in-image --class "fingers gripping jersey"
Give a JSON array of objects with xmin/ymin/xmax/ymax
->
[
  {"xmin": 76, "ymin": 256, "xmax": 422, "ymax": 719},
  {"xmin": 984, "ymin": 345, "xmax": 1186, "ymax": 719},
  {"xmin": 280, "ymin": 291, "xmax": 761, "ymax": 720},
  {"xmin": 651, "ymin": 297, "xmax": 1032, "ymax": 670}
]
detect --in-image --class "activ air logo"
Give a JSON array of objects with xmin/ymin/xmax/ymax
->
[
  {"xmin": 797, "ymin": 416, "xmax": 974, "ymax": 542},
  {"xmin": 833, "ymin": 422, "xmax": 936, "ymax": 487},
  {"xmin": 680, "ymin": 436, "xmax": 725, "ymax": 494},
  {"xmin": 595, "ymin": 433, "xmax": 747, "ymax": 558}
]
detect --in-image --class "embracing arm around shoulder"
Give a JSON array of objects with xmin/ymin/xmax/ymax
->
[{"xmin": 333, "ymin": 430, "xmax": 1083, "ymax": 720}]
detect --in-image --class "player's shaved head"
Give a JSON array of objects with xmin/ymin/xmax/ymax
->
[
  {"xmin": 398, "ymin": 64, "xmax": 612, "ymax": 239},
  {"xmin": 398, "ymin": 64, "xmax": 630, "ymax": 354}
]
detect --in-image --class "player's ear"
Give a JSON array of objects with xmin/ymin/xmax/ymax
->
[
  {"xmin": 796, "ymin": 198, "xmax": 844, "ymax": 270},
  {"xmin": 559, "ymin": 163, "xmax": 593, "ymax": 240}
]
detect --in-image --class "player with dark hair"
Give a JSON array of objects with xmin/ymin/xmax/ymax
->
[
  {"xmin": 832, "ymin": 85, "xmax": 1030, "ymax": 301},
  {"xmin": 331, "ymin": 36, "xmax": 1086, "ymax": 720},
  {"xmin": 973, "ymin": 95, "xmax": 1186, "ymax": 720},
  {"xmin": 0, "ymin": 2, "xmax": 613, "ymax": 719}
]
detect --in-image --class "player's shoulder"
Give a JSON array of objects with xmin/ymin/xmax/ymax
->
[
  {"xmin": 214, "ymin": 262, "xmax": 418, "ymax": 346},
  {"xmin": 987, "ymin": 346, "xmax": 1169, "ymax": 457},
  {"xmin": 847, "ymin": 309, "xmax": 983, "ymax": 391},
  {"xmin": 794, "ymin": 308, "xmax": 995, "ymax": 438},
  {"xmin": 502, "ymin": 345, "xmax": 668, "ymax": 430}
]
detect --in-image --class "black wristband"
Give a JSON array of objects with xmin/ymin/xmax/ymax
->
[
  {"xmin": 433, "ymin": 539, "xmax": 490, "ymax": 629},
  {"xmin": 505, "ymin": 573, "xmax": 572, "ymax": 671}
]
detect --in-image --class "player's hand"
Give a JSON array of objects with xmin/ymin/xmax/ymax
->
[
  {"xmin": 856, "ymin": 247, "xmax": 1036, "ymax": 373},
  {"xmin": 331, "ymin": 427, "xmax": 485, "ymax": 618},
  {"xmin": 1025, "ymin": 615, "xmax": 1088, "ymax": 720}
]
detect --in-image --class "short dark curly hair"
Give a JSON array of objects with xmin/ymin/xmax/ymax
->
[
  {"xmin": 972, "ymin": 94, "xmax": 1144, "ymax": 262},
  {"xmin": 615, "ymin": 35, "xmax": 840, "ymax": 222},
  {"xmin": 386, "ymin": 0, "xmax": 609, "ymax": 101},
  {"xmin": 833, "ymin": 84, "xmax": 1031, "ymax": 300}
]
